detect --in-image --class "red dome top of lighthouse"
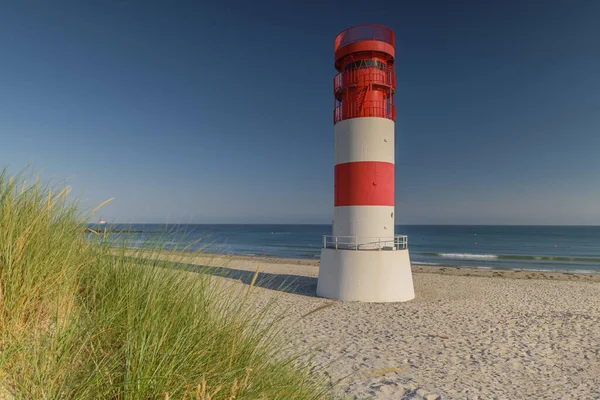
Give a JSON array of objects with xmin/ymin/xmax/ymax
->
[
  {"xmin": 334, "ymin": 24, "xmax": 395, "ymax": 72},
  {"xmin": 333, "ymin": 24, "xmax": 396, "ymax": 123}
]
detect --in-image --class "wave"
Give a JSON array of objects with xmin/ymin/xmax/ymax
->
[
  {"xmin": 420, "ymin": 252, "xmax": 600, "ymax": 263},
  {"xmin": 497, "ymin": 255, "xmax": 600, "ymax": 263},
  {"xmin": 569, "ymin": 269, "xmax": 599, "ymax": 274},
  {"xmin": 434, "ymin": 253, "xmax": 498, "ymax": 260}
]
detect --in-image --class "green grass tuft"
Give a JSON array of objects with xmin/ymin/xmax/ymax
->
[{"xmin": 0, "ymin": 169, "xmax": 331, "ymax": 399}]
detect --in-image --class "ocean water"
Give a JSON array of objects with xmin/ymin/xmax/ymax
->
[{"xmin": 87, "ymin": 224, "xmax": 600, "ymax": 274}]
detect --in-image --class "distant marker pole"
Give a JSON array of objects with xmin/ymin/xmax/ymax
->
[{"xmin": 317, "ymin": 24, "xmax": 415, "ymax": 302}]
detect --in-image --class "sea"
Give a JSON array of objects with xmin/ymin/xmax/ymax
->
[{"xmin": 87, "ymin": 224, "xmax": 600, "ymax": 274}]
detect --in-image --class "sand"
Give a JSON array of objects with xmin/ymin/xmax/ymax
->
[{"xmin": 159, "ymin": 252, "xmax": 600, "ymax": 399}]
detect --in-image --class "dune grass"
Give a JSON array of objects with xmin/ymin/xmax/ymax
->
[{"xmin": 0, "ymin": 171, "xmax": 331, "ymax": 399}]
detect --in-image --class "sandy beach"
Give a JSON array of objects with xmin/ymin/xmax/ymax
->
[{"xmin": 161, "ymin": 252, "xmax": 600, "ymax": 399}]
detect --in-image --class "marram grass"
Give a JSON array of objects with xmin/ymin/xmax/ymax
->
[{"xmin": 0, "ymin": 171, "xmax": 332, "ymax": 399}]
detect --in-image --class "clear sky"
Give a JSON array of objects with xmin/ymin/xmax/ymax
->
[{"xmin": 1, "ymin": 1, "xmax": 599, "ymax": 225}]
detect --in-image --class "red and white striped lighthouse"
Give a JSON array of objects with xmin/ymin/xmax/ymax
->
[{"xmin": 317, "ymin": 24, "xmax": 415, "ymax": 302}]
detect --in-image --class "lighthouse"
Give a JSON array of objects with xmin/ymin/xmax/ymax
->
[{"xmin": 317, "ymin": 24, "xmax": 415, "ymax": 302}]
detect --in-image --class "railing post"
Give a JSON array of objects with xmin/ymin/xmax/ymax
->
[
  {"xmin": 323, "ymin": 235, "xmax": 326, "ymax": 249},
  {"xmin": 335, "ymin": 236, "xmax": 338, "ymax": 250}
]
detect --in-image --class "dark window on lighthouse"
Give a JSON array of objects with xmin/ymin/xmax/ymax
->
[{"xmin": 344, "ymin": 59, "xmax": 386, "ymax": 71}]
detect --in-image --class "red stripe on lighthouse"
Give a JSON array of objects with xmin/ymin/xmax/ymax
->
[{"xmin": 334, "ymin": 161, "xmax": 394, "ymax": 206}]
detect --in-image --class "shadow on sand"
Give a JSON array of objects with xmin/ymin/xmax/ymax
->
[
  {"xmin": 119, "ymin": 255, "xmax": 320, "ymax": 298},
  {"xmin": 186, "ymin": 263, "xmax": 319, "ymax": 298}
]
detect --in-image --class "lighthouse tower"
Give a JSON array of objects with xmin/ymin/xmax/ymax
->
[{"xmin": 317, "ymin": 24, "xmax": 415, "ymax": 302}]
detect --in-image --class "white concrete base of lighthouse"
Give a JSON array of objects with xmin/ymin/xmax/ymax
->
[{"xmin": 317, "ymin": 249, "xmax": 415, "ymax": 302}]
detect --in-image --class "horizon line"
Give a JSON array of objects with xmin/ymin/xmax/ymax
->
[{"xmin": 88, "ymin": 222, "xmax": 600, "ymax": 227}]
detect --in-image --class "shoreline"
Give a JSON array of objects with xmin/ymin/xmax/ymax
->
[{"xmin": 141, "ymin": 249, "xmax": 600, "ymax": 283}]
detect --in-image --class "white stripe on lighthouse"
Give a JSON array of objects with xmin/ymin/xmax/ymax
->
[
  {"xmin": 334, "ymin": 118, "xmax": 395, "ymax": 165},
  {"xmin": 333, "ymin": 205, "xmax": 395, "ymax": 239}
]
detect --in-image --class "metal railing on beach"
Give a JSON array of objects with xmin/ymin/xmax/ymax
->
[{"xmin": 322, "ymin": 235, "xmax": 408, "ymax": 250}]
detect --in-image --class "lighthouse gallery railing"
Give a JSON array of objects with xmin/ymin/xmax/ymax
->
[{"xmin": 323, "ymin": 235, "xmax": 408, "ymax": 250}]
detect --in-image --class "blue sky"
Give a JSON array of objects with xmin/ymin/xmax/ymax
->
[{"xmin": 1, "ymin": 0, "xmax": 599, "ymax": 224}]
